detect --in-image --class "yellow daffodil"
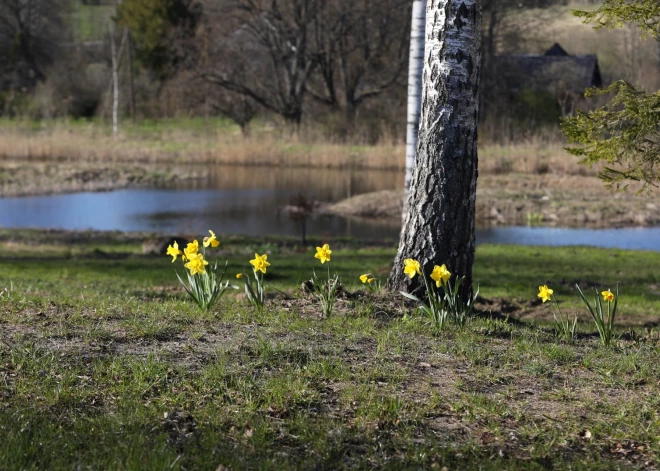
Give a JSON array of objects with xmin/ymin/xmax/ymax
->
[
  {"xmin": 250, "ymin": 253, "xmax": 271, "ymax": 274},
  {"xmin": 236, "ymin": 273, "xmax": 243, "ymax": 279},
  {"xmin": 430, "ymin": 264, "xmax": 451, "ymax": 287},
  {"xmin": 538, "ymin": 285, "xmax": 553, "ymax": 303},
  {"xmin": 183, "ymin": 240, "xmax": 199, "ymax": 260},
  {"xmin": 184, "ymin": 253, "xmax": 208, "ymax": 276},
  {"xmin": 403, "ymin": 259, "xmax": 421, "ymax": 279},
  {"xmin": 367, "ymin": 278, "xmax": 375, "ymax": 284},
  {"xmin": 315, "ymin": 244, "xmax": 332, "ymax": 264},
  {"xmin": 360, "ymin": 274, "xmax": 370, "ymax": 284},
  {"xmin": 602, "ymin": 290, "xmax": 614, "ymax": 302},
  {"xmin": 203, "ymin": 230, "xmax": 220, "ymax": 248},
  {"xmin": 166, "ymin": 241, "xmax": 182, "ymax": 263}
]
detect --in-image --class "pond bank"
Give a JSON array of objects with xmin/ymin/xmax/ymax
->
[
  {"xmin": 0, "ymin": 160, "xmax": 205, "ymax": 197},
  {"xmin": 2, "ymin": 160, "xmax": 659, "ymax": 230},
  {"xmin": 323, "ymin": 173, "xmax": 660, "ymax": 228}
]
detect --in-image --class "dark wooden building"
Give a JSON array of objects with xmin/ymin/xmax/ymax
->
[{"xmin": 493, "ymin": 43, "xmax": 602, "ymax": 115}]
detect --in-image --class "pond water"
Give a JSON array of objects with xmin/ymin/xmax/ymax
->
[
  {"xmin": 476, "ymin": 226, "xmax": 660, "ymax": 251},
  {"xmin": 1, "ymin": 167, "xmax": 403, "ymax": 240},
  {"xmin": 0, "ymin": 188, "xmax": 402, "ymax": 240},
  {"xmin": 1, "ymin": 166, "xmax": 660, "ymax": 251}
]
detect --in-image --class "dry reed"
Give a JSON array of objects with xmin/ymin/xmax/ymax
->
[
  {"xmin": 0, "ymin": 122, "xmax": 590, "ymax": 175},
  {"xmin": 0, "ymin": 126, "xmax": 405, "ymax": 169}
]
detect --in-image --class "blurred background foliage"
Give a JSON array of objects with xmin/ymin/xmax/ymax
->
[{"xmin": 0, "ymin": 0, "xmax": 657, "ymax": 146}]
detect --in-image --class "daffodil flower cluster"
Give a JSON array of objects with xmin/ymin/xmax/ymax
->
[
  {"xmin": 167, "ymin": 231, "xmax": 220, "ymax": 275},
  {"xmin": 309, "ymin": 244, "xmax": 340, "ymax": 318},
  {"xmin": 166, "ymin": 230, "xmax": 236, "ymax": 311},
  {"xmin": 400, "ymin": 259, "xmax": 478, "ymax": 330}
]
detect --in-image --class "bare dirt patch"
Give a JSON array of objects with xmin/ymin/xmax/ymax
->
[
  {"xmin": 2, "ymin": 289, "xmax": 659, "ymax": 469},
  {"xmin": 323, "ymin": 173, "xmax": 660, "ymax": 228},
  {"xmin": 478, "ymin": 296, "xmax": 660, "ymax": 328}
]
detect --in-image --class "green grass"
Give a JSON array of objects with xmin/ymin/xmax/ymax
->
[
  {"xmin": 0, "ymin": 230, "xmax": 659, "ymax": 469},
  {"xmin": 474, "ymin": 244, "xmax": 660, "ymax": 315},
  {"xmin": 0, "ymin": 116, "xmax": 245, "ymax": 138}
]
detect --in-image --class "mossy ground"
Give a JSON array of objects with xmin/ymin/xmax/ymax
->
[{"xmin": 0, "ymin": 230, "xmax": 659, "ymax": 470}]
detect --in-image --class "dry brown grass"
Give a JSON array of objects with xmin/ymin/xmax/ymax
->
[
  {"xmin": 478, "ymin": 141, "xmax": 598, "ymax": 176},
  {"xmin": 0, "ymin": 122, "xmax": 591, "ymax": 175},
  {"xmin": 0, "ymin": 125, "xmax": 405, "ymax": 170}
]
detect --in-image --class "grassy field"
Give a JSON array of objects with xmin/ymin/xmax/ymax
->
[{"xmin": 0, "ymin": 230, "xmax": 659, "ymax": 469}]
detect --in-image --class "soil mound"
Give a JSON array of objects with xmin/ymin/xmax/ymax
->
[
  {"xmin": 323, "ymin": 190, "xmax": 403, "ymax": 222},
  {"xmin": 323, "ymin": 174, "xmax": 660, "ymax": 228}
]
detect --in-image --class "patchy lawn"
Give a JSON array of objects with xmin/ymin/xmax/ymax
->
[{"xmin": 0, "ymin": 230, "xmax": 659, "ymax": 470}]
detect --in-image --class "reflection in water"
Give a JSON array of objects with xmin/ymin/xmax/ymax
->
[
  {"xmin": 1, "ymin": 165, "xmax": 659, "ymax": 250},
  {"xmin": 0, "ymin": 189, "xmax": 403, "ymax": 239},
  {"xmin": 170, "ymin": 166, "xmax": 404, "ymax": 202},
  {"xmin": 0, "ymin": 166, "xmax": 404, "ymax": 240}
]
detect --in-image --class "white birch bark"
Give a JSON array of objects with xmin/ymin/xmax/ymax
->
[
  {"xmin": 111, "ymin": 29, "xmax": 119, "ymax": 137},
  {"xmin": 404, "ymin": 0, "xmax": 426, "ymax": 193},
  {"xmin": 389, "ymin": 0, "xmax": 482, "ymax": 295},
  {"xmin": 126, "ymin": 29, "xmax": 136, "ymax": 120}
]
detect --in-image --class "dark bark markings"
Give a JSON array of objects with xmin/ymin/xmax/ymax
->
[{"xmin": 388, "ymin": 0, "xmax": 481, "ymax": 297}]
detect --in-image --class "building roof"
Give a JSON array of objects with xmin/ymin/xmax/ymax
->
[
  {"xmin": 544, "ymin": 43, "xmax": 569, "ymax": 57},
  {"xmin": 494, "ymin": 43, "xmax": 602, "ymax": 95}
]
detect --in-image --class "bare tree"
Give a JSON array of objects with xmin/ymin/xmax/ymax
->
[
  {"xmin": 210, "ymin": 90, "xmax": 258, "ymax": 136},
  {"xmin": 201, "ymin": 0, "xmax": 320, "ymax": 126},
  {"xmin": 479, "ymin": 0, "xmax": 526, "ymax": 124},
  {"xmin": 388, "ymin": 0, "xmax": 482, "ymax": 297},
  {"xmin": 481, "ymin": 0, "xmax": 518, "ymax": 60},
  {"xmin": 0, "ymin": 0, "xmax": 65, "ymax": 91},
  {"xmin": 307, "ymin": 0, "xmax": 410, "ymax": 122}
]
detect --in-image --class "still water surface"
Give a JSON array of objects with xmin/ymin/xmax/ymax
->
[
  {"xmin": 0, "ymin": 188, "xmax": 400, "ymax": 239},
  {"xmin": 1, "ymin": 166, "xmax": 659, "ymax": 250},
  {"xmin": 1, "ymin": 167, "xmax": 403, "ymax": 239}
]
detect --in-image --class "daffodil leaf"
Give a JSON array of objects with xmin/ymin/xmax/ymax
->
[{"xmin": 400, "ymin": 291, "xmax": 421, "ymax": 303}]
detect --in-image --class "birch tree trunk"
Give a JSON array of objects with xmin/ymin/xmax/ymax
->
[
  {"xmin": 126, "ymin": 29, "xmax": 136, "ymax": 121},
  {"xmin": 404, "ymin": 0, "xmax": 426, "ymax": 193},
  {"xmin": 111, "ymin": 29, "xmax": 119, "ymax": 137},
  {"xmin": 388, "ymin": 0, "xmax": 482, "ymax": 296}
]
